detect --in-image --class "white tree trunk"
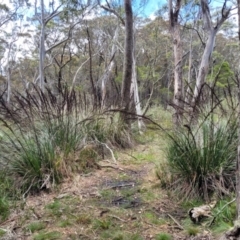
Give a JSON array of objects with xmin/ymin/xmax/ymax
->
[
  {"xmin": 130, "ymin": 53, "xmax": 145, "ymax": 131},
  {"xmin": 172, "ymin": 24, "xmax": 183, "ymax": 125},
  {"xmin": 168, "ymin": 0, "xmax": 183, "ymax": 126},
  {"xmin": 191, "ymin": 0, "xmax": 231, "ymax": 111},
  {"xmin": 100, "ymin": 27, "xmax": 119, "ymax": 109},
  {"xmin": 185, "ymin": 28, "xmax": 193, "ymax": 106},
  {"xmin": 192, "ymin": 30, "xmax": 215, "ymax": 106}
]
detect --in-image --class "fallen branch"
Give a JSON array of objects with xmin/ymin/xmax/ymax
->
[
  {"xmin": 97, "ymin": 163, "xmax": 124, "ymax": 171},
  {"xmin": 168, "ymin": 213, "xmax": 184, "ymax": 230},
  {"xmin": 95, "ymin": 139, "xmax": 117, "ymax": 163},
  {"xmin": 108, "ymin": 214, "xmax": 127, "ymax": 222}
]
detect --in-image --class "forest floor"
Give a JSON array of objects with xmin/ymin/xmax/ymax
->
[{"xmin": 0, "ymin": 131, "xmax": 218, "ymax": 240}]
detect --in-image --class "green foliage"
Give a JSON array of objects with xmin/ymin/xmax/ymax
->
[
  {"xmin": 208, "ymin": 52, "xmax": 234, "ymax": 89},
  {"xmin": 186, "ymin": 226, "xmax": 200, "ymax": 236},
  {"xmin": 162, "ymin": 118, "xmax": 237, "ymax": 199},
  {"xmin": 0, "ymin": 88, "xmax": 133, "ymax": 194},
  {"xmin": 0, "ymin": 197, "xmax": 10, "ymax": 222},
  {"xmin": 155, "ymin": 233, "xmax": 172, "ymax": 240},
  {"xmin": 25, "ymin": 222, "xmax": 46, "ymax": 233},
  {"xmin": 33, "ymin": 231, "xmax": 61, "ymax": 240},
  {"xmin": 0, "ymin": 4, "xmax": 9, "ymax": 12},
  {"xmin": 93, "ymin": 219, "xmax": 112, "ymax": 230},
  {"xmin": 45, "ymin": 200, "xmax": 65, "ymax": 217},
  {"xmin": 209, "ymin": 198, "xmax": 236, "ymax": 234}
]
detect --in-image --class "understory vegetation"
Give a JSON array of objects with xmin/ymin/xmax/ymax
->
[
  {"xmin": 0, "ymin": 88, "xmax": 239, "ymax": 239},
  {"xmin": 157, "ymin": 116, "xmax": 238, "ymax": 200},
  {"xmin": 0, "ymin": 88, "xmax": 132, "ymax": 195}
]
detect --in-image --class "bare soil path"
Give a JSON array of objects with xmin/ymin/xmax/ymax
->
[{"xmin": 0, "ymin": 143, "xmax": 214, "ymax": 240}]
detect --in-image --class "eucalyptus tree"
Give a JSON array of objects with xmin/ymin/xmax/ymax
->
[
  {"xmin": 168, "ymin": 0, "xmax": 183, "ymax": 126},
  {"xmin": 0, "ymin": 1, "xmax": 28, "ymax": 102},
  {"xmin": 99, "ymin": 0, "xmax": 144, "ymax": 129},
  {"xmin": 33, "ymin": 0, "xmax": 70, "ymax": 91},
  {"xmin": 191, "ymin": 0, "xmax": 231, "ymax": 115},
  {"xmin": 32, "ymin": 0, "xmax": 93, "ymax": 91}
]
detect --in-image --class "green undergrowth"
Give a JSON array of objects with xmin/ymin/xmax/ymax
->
[
  {"xmin": 158, "ymin": 117, "xmax": 237, "ymax": 200},
  {"xmin": 0, "ymin": 88, "xmax": 135, "ymax": 195},
  {"xmin": 1, "ymin": 102, "xmax": 237, "ymax": 239}
]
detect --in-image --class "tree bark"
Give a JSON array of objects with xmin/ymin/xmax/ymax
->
[
  {"xmin": 100, "ymin": 27, "xmax": 119, "ymax": 109},
  {"xmin": 130, "ymin": 48, "xmax": 145, "ymax": 131},
  {"xmin": 39, "ymin": 0, "xmax": 45, "ymax": 91},
  {"xmin": 168, "ymin": 0, "xmax": 183, "ymax": 126},
  {"xmin": 191, "ymin": 0, "xmax": 231, "ymax": 117},
  {"xmin": 121, "ymin": 0, "xmax": 133, "ymax": 113},
  {"xmin": 237, "ymin": 0, "xmax": 240, "ymax": 221}
]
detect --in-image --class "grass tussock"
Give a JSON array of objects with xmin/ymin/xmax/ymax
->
[
  {"xmin": 158, "ymin": 117, "xmax": 237, "ymax": 200},
  {"xmin": 0, "ymin": 87, "xmax": 134, "ymax": 195}
]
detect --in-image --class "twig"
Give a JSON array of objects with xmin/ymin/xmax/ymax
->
[
  {"xmin": 167, "ymin": 213, "xmax": 184, "ymax": 230},
  {"xmin": 95, "ymin": 139, "xmax": 117, "ymax": 163},
  {"xmin": 97, "ymin": 163, "xmax": 124, "ymax": 171},
  {"xmin": 104, "ymin": 182, "xmax": 135, "ymax": 190},
  {"xmin": 108, "ymin": 214, "xmax": 127, "ymax": 222}
]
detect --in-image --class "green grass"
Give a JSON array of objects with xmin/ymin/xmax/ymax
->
[
  {"xmin": 0, "ymin": 197, "xmax": 10, "ymax": 222},
  {"xmin": 144, "ymin": 211, "xmax": 166, "ymax": 225},
  {"xmin": 33, "ymin": 231, "xmax": 61, "ymax": 240},
  {"xmin": 0, "ymin": 228, "xmax": 6, "ymax": 237},
  {"xmin": 161, "ymin": 118, "xmax": 237, "ymax": 199},
  {"xmin": 25, "ymin": 221, "xmax": 46, "ymax": 233},
  {"xmin": 155, "ymin": 233, "xmax": 172, "ymax": 240},
  {"xmin": 186, "ymin": 226, "xmax": 200, "ymax": 236}
]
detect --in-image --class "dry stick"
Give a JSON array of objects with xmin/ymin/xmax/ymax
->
[
  {"xmin": 95, "ymin": 139, "xmax": 117, "ymax": 163},
  {"xmin": 97, "ymin": 163, "xmax": 124, "ymax": 171},
  {"xmin": 208, "ymin": 198, "xmax": 236, "ymax": 227},
  {"xmin": 108, "ymin": 214, "xmax": 127, "ymax": 222},
  {"xmin": 167, "ymin": 214, "xmax": 184, "ymax": 230}
]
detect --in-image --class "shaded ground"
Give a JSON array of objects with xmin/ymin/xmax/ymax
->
[{"xmin": 0, "ymin": 143, "xmax": 215, "ymax": 240}]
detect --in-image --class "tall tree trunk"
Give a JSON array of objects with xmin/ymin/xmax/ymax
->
[
  {"xmin": 6, "ymin": 67, "xmax": 11, "ymax": 104},
  {"xmin": 168, "ymin": 0, "xmax": 183, "ymax": 126},
  {"xmin": 86, "ymin": 27, "xmax": 98, "ymax": 108},
  {"xmin": 185, "ymin": 27, "xmax": 193, "ymax": 106},
  {"xmin": 121, "ymin": 0, "xmax": 133, "ymax": 113},
  {"xmin": 192, "ymin": 31, "xmax": 215, "ymax": 108},
  {"xmin": 130, "ymin": 50, "xmax": 145, "ymax": 131},
  {"xmin": 238, "ymin": 0, "xmax": 240, "ymax": 43},
  {"xmin": 237, "ymin": 0, "xmax": 240, "ymax": 222},
  {"xmin": 100, "ymin": 27, "xmax": 119, "ymax": 109},
  {"xmin": 191, "ymin": 0, "xmax": 231, "ymax": 118},
  {"xmin": 39, "ymin": 0, "xmax": 45, "ymax": 91}
]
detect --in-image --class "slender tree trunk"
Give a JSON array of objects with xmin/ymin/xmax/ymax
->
[
  {"xmin": 130, "ymin": 35, "xmax": 145, "ymax": 131},
  {"xmin": 173, "ymin": 25, "xmax": 183, "ymax": 125},
  {"xmin": 192, "ymin": 31, "xmax": 216, "ymax": 107},
  {"xmin": 39, "ymin": 0, "xmax": 45, "ymax": 91},
  {"xmin": 121, "ymin": 0, "xmax": 133, "ymax": 113},
  {"xmin": 185, "ymin": 28, "xmax": 193, "ymax": 106},
  {"xmin": 100, "ymin": 27, "xmax": 119, "ymax": 109},
  {"xmin": 6, "ymin": 67, "xmax": 11, "ymax": 104},
  {"xmin": 168, "ymin": 0, "xmax": 183, "ymax": 126},
  {"xmin": 86, "ymin": 27, "xmax": 98, "ymax": 108},
  {"xmin": 191, "ymin": 0, "xmax": 231, "ymax": 119},
  {"xmin": 238, "ymin": 0, "xmax": 240, "ymax": 43},
  {"xmin": 237, "ymin": 0, "xmax": 240, "ymax": 221}
]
